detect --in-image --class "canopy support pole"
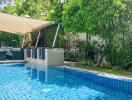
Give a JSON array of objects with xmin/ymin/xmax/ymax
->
[
  {"xmin": 35, "ymin": 31, "xmax": 41, "ymax": 47},
  {"xmin": 22, "ymin": 35, "xmax": 25, "ymax": 48},
  {"xmin": 52, "ymin": 24, "xmax": 60, "ymax": 47}
]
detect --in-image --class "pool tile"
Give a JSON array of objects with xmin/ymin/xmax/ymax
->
[{"xmin": 0, "ymin": 63, "xmax": 131, "ymax": 100}]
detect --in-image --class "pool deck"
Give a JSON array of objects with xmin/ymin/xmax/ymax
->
[{"xmin": 0, "ymin": 60, "xmax": 26, "ymax": 64}]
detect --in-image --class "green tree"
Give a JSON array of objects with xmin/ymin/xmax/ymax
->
[{"xmin": 62, "ymin": 0, "xmax": 131, "ymax": 69}]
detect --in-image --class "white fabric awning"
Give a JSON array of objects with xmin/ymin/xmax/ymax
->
[{"xmin": 0, "ymin": 13, "xmax": 52, "ymax": 36}]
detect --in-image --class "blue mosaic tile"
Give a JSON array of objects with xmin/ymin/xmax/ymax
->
[
  {"xmin": 0, "ymin": 63, "xmax": 131, "ymax": 100},
  {"xmin": 38, "ymin": 70, "xmax": 45, "ymax": 82},
  {"xmin": 31, "ymin": 68, "xmax": 37, "ymax": 79},
  {"xmin": 64, "ymin": 66, "xmax": 132, "ymax": 96}
]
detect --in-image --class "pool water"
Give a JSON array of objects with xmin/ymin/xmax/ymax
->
[{"xmin": 0, "ymin": 63, "xmax": 132, "ymax": 100}]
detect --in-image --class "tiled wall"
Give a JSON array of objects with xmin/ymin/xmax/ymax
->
[{"xmin": 64, "ymin": 67, "xmax": 132, "ymax": 95}]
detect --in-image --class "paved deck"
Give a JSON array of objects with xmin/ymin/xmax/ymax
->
[
  {"xmin": 64, "ymin": 61, "xmax": 78, "ymax": 66},
  {"xmin": 0, "ymin": 60, "xmax": 26, "ymax": 64}
]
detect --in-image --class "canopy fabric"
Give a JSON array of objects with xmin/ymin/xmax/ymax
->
[{"xmin": 0, "ymin": 13, "xmax": 52, "ymax": 36}]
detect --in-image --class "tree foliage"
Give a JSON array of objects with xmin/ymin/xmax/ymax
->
[
  {"xmin": 0, "ymin": 0, "xmax": 52, "ymax": 20},
  {"xmin": 62, "ymin": 0, "xmax": 132, "ymax": 69}
]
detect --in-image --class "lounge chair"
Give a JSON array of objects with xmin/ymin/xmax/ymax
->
[
  {"xmin": 0, "ymin": 51, "xmax": 6, "ymax": 60},
  {"xmin": 11, "ymin": 48, "xmax": 24, "ymax": 60}
]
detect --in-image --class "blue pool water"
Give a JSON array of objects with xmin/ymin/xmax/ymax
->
[{"xmin": 0, "ymin": 63, "xmax": 132, "ymax": 100}]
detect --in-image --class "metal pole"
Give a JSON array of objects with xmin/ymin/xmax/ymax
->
[
  {"xmin": 22, "ymin": 35, "xmax": 25, "ymax": 48},
  {"xmin": 35, "ymin": 31, "xmax": 41, "ymax": 47},
  {"xmin": 52, "ymin": 24, "xmax": 60, "ymax": 47}
]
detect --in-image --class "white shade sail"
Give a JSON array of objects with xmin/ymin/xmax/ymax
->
[{"xmin": 0, "ymin": 13, "xmax": 52, "ymax": 36}]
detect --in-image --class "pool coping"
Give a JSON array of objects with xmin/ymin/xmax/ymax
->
[
  {"xmin": 0, "ymin": 60, "xmax": 27, "ymax": 64},
  {"xmin": 62, "ymin": 65, "xmax": 132, "ymax": 81}
]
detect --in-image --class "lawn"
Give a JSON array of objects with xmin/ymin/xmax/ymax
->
[{"xmin": 68, "ymin": 63, "xmax": 132, "ymax": 78}]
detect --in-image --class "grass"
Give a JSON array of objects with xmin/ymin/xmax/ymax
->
[{"xmin": 69, "ymin": 63, "xmax": 132, "ymax": 78}]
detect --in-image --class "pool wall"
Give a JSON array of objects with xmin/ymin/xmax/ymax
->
[
  {"xmin": 63, "ymin": 66, "xmax": 132, "ymax": 95},
  {"xmin": 24, "ymin": 48, "xmax": 64, "ymax": 66}
]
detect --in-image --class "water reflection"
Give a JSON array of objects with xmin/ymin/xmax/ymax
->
[
  {"xmin": 27, "ymin": 64, "xmax": 95, "ymax": 89},
  {"xmin": 24, "ymin": 63, "xmax": 132, "ymax": 99},
  {"xmin": 28, "ymin": 64, "xmax": 65, "ymax": 84},
  {"xmin": 31, "ymin": 68, "xmax": 37, "ymax": 79}
]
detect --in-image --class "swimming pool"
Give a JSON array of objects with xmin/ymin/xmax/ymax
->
[{"xmin": 0, "ymin": 63, "xmax": 132, "ymax": 100}]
